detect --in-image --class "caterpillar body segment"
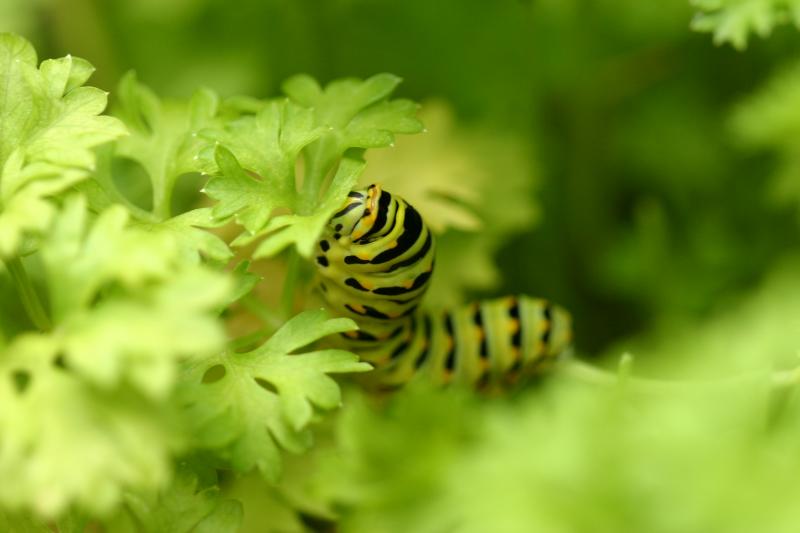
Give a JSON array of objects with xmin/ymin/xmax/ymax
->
[
  {"xmin": 316, "ymin": 184, "xmax": 434, "ymax": 327},
  {"xmin": 314, "ymin": 184, "xmax": 573, "ymax": 389},
  {"xmin": 364, "ymin": 296, "xmax": 572, "ymax": 388}
]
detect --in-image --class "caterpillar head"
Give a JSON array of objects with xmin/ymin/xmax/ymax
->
[{"xmin": 329, "ymin": 184, "xmax": 386, "ymax": 241}]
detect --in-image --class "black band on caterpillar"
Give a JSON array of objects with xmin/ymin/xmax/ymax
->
[{"xmin": 315, "ymin": 184, "xmax": 573, "ymax": 388}]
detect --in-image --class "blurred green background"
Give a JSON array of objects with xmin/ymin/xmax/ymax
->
[{"xmin": 5, "ymin": 0, "xmax": 800, "ymax": 357}]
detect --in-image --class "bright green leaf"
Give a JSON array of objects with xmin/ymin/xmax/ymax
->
[
  {"xmin": 203, "ymin": 73, "xmax": 421, "ymax": 259},
  {"xmin": 34, "ymin": 196, "xmax": 232, "ymax": 398},
  {"xmin": 691, "ymin": 0, "xmax": 800, "ymax": 49},
  {"xmin": 179, "ymin": 310, "xmax": 370, "ymax": 482},
  {"xmin": 0, "ymin": 32, "xmax": 125, "ymax": 257},
  {"xmin": 0, "ymin": 336, "xmax": 179, "ymax": 518},
  {"xmin": 112, "ymin": 72, "xmax": 220, "ymax": 221},
  {"xmin": 114, "ymin": 465, "xmax": 242, "ymax": 533},
  {"xmin": 138, "ymin": 207, "xmax": 233, "ymax": 265}
]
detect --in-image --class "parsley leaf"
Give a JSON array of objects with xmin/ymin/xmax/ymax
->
[
  {"xmin": 111, "ymin": 464, "xmax": 243, "ymax": 533},
  {"xmin": 202, "ymin": 74, "xmax": 422, "ymax": 259},
  {"xmin": 80, "ymin": 72, "xmax": 233, "ymax": 264},
  {"xmin": 179, "ymin": 309, "xmax": 370, "ymax": 481},
  {"xmin": 0, "ymin": 336, "xmax": 180, "ymax": 518},
  {"xmin": 0, "ymin": 33, "xmax": 125, "ymax": 257},
  {"xmin": 113, "ymin": 71, "xmax": 219, "ymax": 220},
  {"xmin": 691, "ymin": 0, "xmax": 800, "ymax": 50},
  {"xmin": 39, "ymin": 195, "xmax": 232, "ymax": 398}
]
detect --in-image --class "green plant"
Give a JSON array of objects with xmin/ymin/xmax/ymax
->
[
  {"xmin": 0, "ymin": 32, "xmax": 418, "ymax": 529},
  {"xmin": 2, "ymin": 5, "xmax": 800, "ymax": 530}
]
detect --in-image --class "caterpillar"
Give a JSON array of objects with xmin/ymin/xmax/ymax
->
[{"xmin": 314, "ymin": 184, "xmax": 572, "ymax": 388}]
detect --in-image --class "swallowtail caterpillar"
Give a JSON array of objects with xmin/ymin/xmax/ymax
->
[{"xmin": 314, "ymin": 184, "xmax": 572, "ymax": 388}]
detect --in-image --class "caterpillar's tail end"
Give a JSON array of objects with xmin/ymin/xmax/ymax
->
[{"xmin": 548, "ymin": 304, "xmax": 574, "ymax": 360}]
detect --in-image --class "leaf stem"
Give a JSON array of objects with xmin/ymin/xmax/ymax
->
[
  {"xmin": 5, "ymin": 257, "xmax": 51, "ymax": 331},
  {"xmin": 559, "ymin": 357, "xmax": 800, "ymax": 393},
  {"xmin": 241, "ymin": 294, "xmax": 284, "ymax": 327},
  {"xmin": 153, "ymin": 175, "xmax": 174, "ymax": 222},
  {"xmin": 280, "ymin": 249, "xmax": 301, "ymax": 318}
]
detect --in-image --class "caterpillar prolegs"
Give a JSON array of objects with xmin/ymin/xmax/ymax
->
[{"xmin": 314, "ymin": 184, "xmax": 572, "ymax": 388}]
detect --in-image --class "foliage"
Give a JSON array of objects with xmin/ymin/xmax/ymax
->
[
  {"xmin": 201, "ymin": 73, "xmax": 422, "ymax": 259},
  {"xmin": 691, "ymin": 0, "xmax": 800, "ymax": 49},
  {"xmin": 2, "ymin": 1, "xmax": 800, "ymax": 531},
  {"xmin": 0, "ymin": 33, "xmax": 406, "ymax": 528},
  {"xmin": 108, "ymin": 465, "xmax": 243, "ymax": 533},
  {"xmin": 311, "ymin": 375, "xmax": 800, "ymax": 533},
  {"xmin": 0, "ymin": 32, "xmax": 125, "ymax": 258},
  {"xmin": 179, "ymin": 310, "xmax": 369, "ymax": 482}
]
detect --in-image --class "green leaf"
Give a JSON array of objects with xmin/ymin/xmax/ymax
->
[
  {"xmin": 0, "ymin": 336, "xmax": 179, "ymax": 518},
  {"xmin": 247, "ymin": 156, "xmax": 367, "ymax": 258},
  {"xmin": 113, "ymin": 464, "xmax": 242, "ymax": 533},
  {"xmin": 205, "ymin": 144, "xmax": 282, "ymax": 234},
  {"xmin": 179, "ymin": 310, "xmax": 370, "ymax": 482},
  {"xmin": 112, "ymin": 71, "xmax": 220, "ymax": 221},
  {"xmin": 0, "ymin": 32, "xmax": 126, "ymax": 257},
  {"xmin": 285, "ymin": 73, "xmax": 423, "ymax": 210},
  {"xmin": 691, "ymin": 0, "xmax": 800, "ymax": 50},
  {"xmin": 137, "ymin": 207, "xmax": 234, "ymax": 265},
  {"xmin": 202, "ymin": 99, "xmax": 323, "ymax": 234},
  {"xmin": 283, "ymin": 73, "xmax": 411, "ymax": 140},
  {"xmin": 36, "ymin": 196, "xmax": 232, "ymax": 398},
  {"xmin": 203, "ymin": 99, "xmax": 322, "ymax": 214},
  {"xmin": 202, "ymin": 73, "xmax": 421, "ymax": 259}
]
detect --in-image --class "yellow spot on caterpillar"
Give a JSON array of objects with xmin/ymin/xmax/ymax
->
[
  {"xmin": 475, "ymin": 327, "xmax": 485, "ymax": 341},
  {"xmin": 539, "ymin": 319, "xmax": 551, "ymax": 333},
  {"xmin": 388, "ymin": 240, "xmax": 398, "ymax": 249},
  {"xmin": 510, "ymin": 346, "xmax": 521, "ymax": 360},
  {"xmin": 402, "ymin": 279, "xmax": 414, "ymax": 289},
  {"xmin": 508, "ymin": 319, "xmax": 520, "ymax": 334},
  {"xmin": 361, "ymin": 279, "xmax": 375, "ymax": 290},
  {"xmin": 368, "ymin": 184, "xmax": 382, "ymax": 210},
  {"xmin": 445, "ymin": 336, "xmax": 454, "ymax": 351},
  {"xmin": 357, "ymin": 253, "xmax": 372, "ymax": 261},
  {"xmin": 478, "ymin": 358, "xmax": 490, "ymax": 372},
  {"xmin": 350, "ymin": 304, "xmax": 366, "ymax": 313}
]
